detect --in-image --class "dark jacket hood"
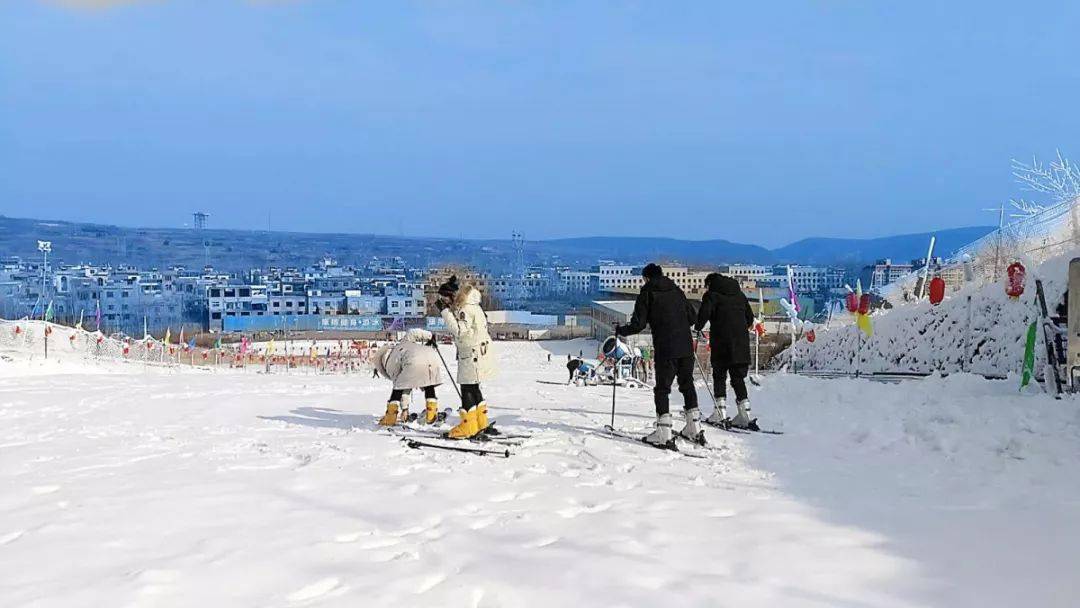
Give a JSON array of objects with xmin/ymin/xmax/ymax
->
[
  {"xmin": 706, "ymin": 274, "xmax": 742, "ymax": 296},
  {"xmin": 647, "ymin": 275, "xmax": 678, "ymax": 292}
]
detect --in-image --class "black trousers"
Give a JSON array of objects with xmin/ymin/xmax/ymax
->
[
  {"xmin": 653, "ymin": 356, "xmax": 698, "ymax": 416},
  {"xmin": 390, "ymin": 385, "xmax": 438, "ymax": 402},
  {"xmin": 461, "ymin": 384, "xmax": 484, "ymax": 410},
  {"xmin": 712, "ymin": 362, "xmax": 749, "ymax": 402}
]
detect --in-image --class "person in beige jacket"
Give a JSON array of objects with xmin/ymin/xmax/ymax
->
[
  {"xmin": 436, "ymin": 276, "xmax": 496, "ymax": 439},
  {"xmin": 373, "ymin": 329, "xmax": 443, "ymax": 427}
]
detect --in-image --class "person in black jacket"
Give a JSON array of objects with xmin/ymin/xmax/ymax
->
[
  {"xmin": 695, "ymin": 273, "xmax": 756, "ymax": 428},
  {"xmin": 616, "ymin": 263, "xmax": 703, "ymax": 447}
]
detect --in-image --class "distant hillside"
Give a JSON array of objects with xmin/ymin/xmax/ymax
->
[
  {"xmin": 532, "ymin": 237, "xmax": 774, "ymax": 265},
  {"xmin": 0, "ymin": 215, "xmax": 995, "ymax": 271},
  {"xmin": 771, "ymin": 226, "xmax": 996, "ymax": 265}
]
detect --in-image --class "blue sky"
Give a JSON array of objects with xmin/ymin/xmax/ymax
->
[{"xmin": 2, "ymin": 1, "xmax": 1078, "ymax": 247}]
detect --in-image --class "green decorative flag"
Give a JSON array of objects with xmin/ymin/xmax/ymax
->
[
  {"xmin": 214, "ymin": 337, "xmax": 222, "ymax": 350},
  {"xmin": 1020, "ymin": 321, "xmax": 1037, "ymax": 390},
  {"xmin": 44, "ymin": 300, "xmax": 54, "ymax": 322}
]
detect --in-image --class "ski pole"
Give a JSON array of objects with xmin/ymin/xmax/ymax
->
[
  {"xmin": 609, "ymin": 324, "xmax": 618, "ymax": 429},
  {"xmin": 692, "ymin": 337, "xmax": 723, "ymax": 416},
  {"xmin": 431, "ymin": 336, "xmax": 462, "ymax": 400}
]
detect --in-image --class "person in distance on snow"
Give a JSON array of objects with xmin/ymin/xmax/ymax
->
[
  {"xmin": 373, "ymin": 329, "xmax": 444, "ymax": 427},
  {"xmin": 616, "ymin": 263, "xmax": 703, "ymax": 447},
  {"xmin": 436, "ymin": 276, "xmax": 497, "ymax": 439},
  {"xmin": 695, "ymin": 273, "xmax": 756, "ymax": 429}
]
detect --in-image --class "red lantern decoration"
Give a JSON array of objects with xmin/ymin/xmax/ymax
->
[
  {"xmin": 45, "ymin": 326, "xmax": 53, "ymax": 337},
  {"xmin": 1006, "ymin": 262, "xmax": 1026, "ymax": 299},
  {"xmin": 845, "ymin": 292, "xmax": 859, "ymax": 313},
  {"xmin": 123, "ymin": 346, "xmax": 130, "ymax": 356},
  {"xmin": 202, "ymin": 351, "xmax": 209, "ymax": 360},
  {"xmin": 69, "ymin": 334, "xmax": 76, "ymax": 343},
  {"xmin": 96, "ymin": 336, "xmax": 104, "ymax": 345},
  {"xmin": 858, "ymin": 294, "xmax": 871, "ymax": 315},
  {"xmin": 806, "ymin": 329, "xmax": 816, "ymax": 343},
  {"xmin": 928, "ymin": 276, "xmax": 946, "ymax": 305},
  {"xmin": 14, "ymin": 326, "xmax": 22, "ymax": 335}
]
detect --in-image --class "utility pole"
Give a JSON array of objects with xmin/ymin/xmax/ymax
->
[
  {"xmin": 983, "ymin": 203, "xmax": 1005, "ymax": 281},
  {"xmin": 37, "ymin": 240, "xmax": 51, "ymax": 320}
]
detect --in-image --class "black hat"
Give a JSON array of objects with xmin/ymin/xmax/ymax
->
[
  {"xmin": 704, "ymin": 272, "xmax": 722, "ymax": 290},
  {"xmin": 438, "ymin": 275, "xmax": 460, "ymax": 298},
  {"xmin": 641, "ymin": 263, "xmax": 663, "ymax": 280}
]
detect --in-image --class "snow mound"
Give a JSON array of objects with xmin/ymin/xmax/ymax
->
[{"xmin": 780, "ymin": 252, "xmax": 1074, "ymax": 377}]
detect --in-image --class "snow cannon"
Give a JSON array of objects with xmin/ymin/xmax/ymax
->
[
  {"xmin": 601, "ymin": 336, "xmax": 633, "ymax": 361},
  {"xmin": 577, "ymin": 358, "xmax": 601, "ymax": 374}
]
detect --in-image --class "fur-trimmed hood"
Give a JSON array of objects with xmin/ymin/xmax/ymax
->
[{"xmin": 452, "ymin": 284, "xmax": 483, "ymax": 309}]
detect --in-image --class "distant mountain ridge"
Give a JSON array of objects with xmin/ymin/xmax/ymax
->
[
  {"xmin": 0, "ymin": 215, "xmax": 994, "ymax": 271},
  {"xmin": 770, "ymin": 226, "xmax": 997, "ymax": 265},
  {"xmin": 533, "ymin": 226, "xmax": 995, "ymax": 266}
]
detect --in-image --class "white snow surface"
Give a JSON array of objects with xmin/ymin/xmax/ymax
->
[{"xmin": 2, "ymin": 338, "xmax": 1079, "ymax": 607}]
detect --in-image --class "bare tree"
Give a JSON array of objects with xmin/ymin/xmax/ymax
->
[{"xmin": 1011, "ymin": 150, "xmax": 1080, "ymax": 205}]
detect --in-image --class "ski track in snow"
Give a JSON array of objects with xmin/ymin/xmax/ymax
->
[{"xmin": 1, "ymin": 338, "xmax": 1079, "ymax": 607}]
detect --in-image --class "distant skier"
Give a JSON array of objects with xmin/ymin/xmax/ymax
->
[
  {"xmin": 695, "ymin": 273, "xmax": 755, "ymax": 429},
  {"xmin": 616, "ymin": 263, "xmax": 702, "ymax": 447},
  {"xmin": 436, "ymin": 276, "xmax": 496, "ymax": 439},
  {"xmin": 374, "ymin": 329, "xmax": 443, "ymax": 426},
  {"xmin": 566, "ymin": 357, "xmax": 582, "ymax": 383}
]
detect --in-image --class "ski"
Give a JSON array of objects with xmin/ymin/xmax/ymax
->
[
  {"xmin": 701, "ymin": 419, "xmax": 751, "ymax": 434},
  {"xmin": 670, "ymin": 431, "xmax": 725, "ymax": 455},
  {"xmin": 1035, "ymin": 279, "xmax": 1064, "ymax": 398},
  {"xmin": 535, "ymin": 380, "xmax": 571, "ymax": 386},
  {"xmin": 597, "ymin": 425, "xmax": 707, "ymax": 458},
  {"xmin": 406, "ymin": 408, "xmax": 453, "ymax": 424},
  {"xmin": 702, "ymin": 418, "xmax": 783, "ymax": 435},
  {"xmin": 402, "ymin": 437, "xmax": 511, "ymax": 458},
  {"xmin": 387, "ymin": 425, "xmax": 529, "ymax": 445},
  {"xmin": 479, "ymin": 422, "xmax": 532, "ymax": 440}
]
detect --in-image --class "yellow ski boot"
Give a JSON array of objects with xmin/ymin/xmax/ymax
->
[
  {"xmin": 423, "ymin": 399, "xmax": 439, "ymax": 425},
  {"xmin": 377, "ymin": 401, "xmax": 400, "ymax": 427},
  {"xmin": 447, "ymin": 407, "xmax": 479, "ymax": 439},
  {"xmin": 475, "ymin": 402, "xmax": 491, "ymax": 433}
]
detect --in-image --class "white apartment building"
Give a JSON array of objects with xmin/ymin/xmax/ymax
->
[
  {"xmin": 558, "ymin": 270, "xmax": 599, "ymax": 294},
  {"xmin": 596, "ymin": 265, "xmax": 710, "ymax": 298}
]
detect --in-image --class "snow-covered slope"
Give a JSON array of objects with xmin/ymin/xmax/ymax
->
[
  {"xmin": 780, "ymin": 254, "xmax": 1072, "ymax": 377},
  {"xmin": 2, "ymin": 339, "xmax": 1079, "ymax": 607}
]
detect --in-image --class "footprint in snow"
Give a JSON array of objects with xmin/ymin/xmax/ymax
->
[
  {"xmin": 556, "ymin": 501, "xmax": 615, "ymax": 518},
  {"xmin": 287, "ymin": 577, "xmax": 344, "ymax": 603},
  {"xmin": 32, "ymin": 485, "xmax": 60, "ymax": 495},
  {"xmin": 469, "ymin": 516, "xmax": 498, "ymax": 530},
  {"xmin": 415, "ymin": 573, "xmax": 447, "ymax": 594},
  {"xmin": 0, "ymin": 531, "xmax": 25, "ymax": 545},
  {"xmin": 521, "ymin": 536, "xmax": 559, "ymax": 549}
]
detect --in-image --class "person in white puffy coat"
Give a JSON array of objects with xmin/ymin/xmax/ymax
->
[
  {"xmin": 374, "ymin": 329, "xmax": 444, "ymax": 426},
  {"xmin": 436, "ymin": 276, "xmax": 496, "ymax": 439}
]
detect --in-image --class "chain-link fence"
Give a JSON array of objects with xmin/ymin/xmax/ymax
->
[{"xmin": 0, "ymin": 319, "xmax": 374, "ymax": 375}]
